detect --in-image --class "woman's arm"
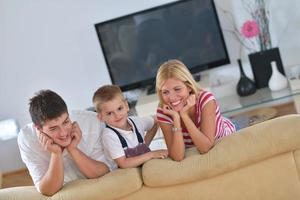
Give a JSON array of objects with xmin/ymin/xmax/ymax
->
[
  {"xmin": 159, "ymin": 121, "xmax": 185, "ymax": 161},
  {"xmin": 158, "ymin": 105, "xmax": 186, "ymax": 161},
  {"xmin": 180, "ymin": 100, "xmax": 216, "ymax": 154}
]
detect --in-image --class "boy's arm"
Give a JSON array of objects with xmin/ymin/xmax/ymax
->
[
  {"xmin": 115, "ymin": 149, "xmax": 168, "ymax": 169},
  {"xmin": 67, "ymin": 122, "xmax": 109, "ymax": 178},
  {"xmin": 144, "ymin": 121, "xmax": 158, "ymax": 146}
]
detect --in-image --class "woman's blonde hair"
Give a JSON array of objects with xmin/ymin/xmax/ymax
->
[{"xmin": 155, "ymin": 59, "xmax": 201, "ymax": 105}]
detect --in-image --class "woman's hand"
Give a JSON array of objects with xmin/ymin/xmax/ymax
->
[
  {"xmin": 162, "ymin": 104, "xmax": 180, "ymax": 122},
  {"xmin": 180, "ymin": 94, "xmax": 196, "ymax": 116}
]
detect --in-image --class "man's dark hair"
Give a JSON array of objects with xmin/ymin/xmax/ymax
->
[{"xmin": 29, "ymin": 90, "xmax": 68, "ymax": 127}]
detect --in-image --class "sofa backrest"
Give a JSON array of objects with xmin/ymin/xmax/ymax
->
[{"xmin": 142, "ymin": 114, "xmax": 300, "ymax": 187}]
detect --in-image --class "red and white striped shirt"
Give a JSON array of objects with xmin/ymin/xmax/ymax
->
[{"xmin": 157, "ymin": 90, "xmax": 236, "ymax": 148}]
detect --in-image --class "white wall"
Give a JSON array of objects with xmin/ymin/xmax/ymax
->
[
  {"xmin": 1, "ymin": 0, "xmax": 300, "ymax": 129},
  {"xmin": 0, "ymin": 0, "xmax": 177, "ymax": 127}
]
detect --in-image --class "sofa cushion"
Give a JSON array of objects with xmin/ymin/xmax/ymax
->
[
  {"xmin": 123, "ymin": 151, "xmax": 300, "ymax": 200},
  {"xmin": 0, "ymin": 168, "xmax": 142, "ymax": 200},
  {"xmin": 142, "ymin": 114, "xmax": 300, "ymax": 187},
  {"xmin": 294, "ymin": 149, "xmax": 300, "ymax": 180}
]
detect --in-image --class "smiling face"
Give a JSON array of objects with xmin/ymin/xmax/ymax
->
[
  {"xmin": 161, "ymin": 78, "xmax": 192, "ymax": 112},
  {"xmin": 98, "ymin": 96, "xmax": 129, "ymax": 129},
  {"xmin": 37, "ymin": 112, "xmax": 73, "ymax": 147}
]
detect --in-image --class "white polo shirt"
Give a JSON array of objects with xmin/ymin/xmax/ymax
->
[{"xmin": 18, "ymin": 110, "xmax": 113, "ymax": 190}]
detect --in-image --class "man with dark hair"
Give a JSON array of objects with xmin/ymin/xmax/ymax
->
[{"xmin": 18, "ymin": 90, "xmax": 110, "ymax": 196}]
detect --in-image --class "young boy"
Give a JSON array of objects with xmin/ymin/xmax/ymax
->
[{"xmin": 93, "ymin": 85, "xmax": 168, "ymax": 169}]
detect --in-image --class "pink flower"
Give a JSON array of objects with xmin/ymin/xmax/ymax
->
[{"xmin": 241, "ymin": 20, "xmax": 259, "ymax": 38}]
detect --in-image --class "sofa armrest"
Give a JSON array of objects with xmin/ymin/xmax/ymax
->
[
  {"xmin": 0, "ymin": 168, "xmax": 142, "ymax": 200},
  {"xmin": 143, "ymin": 114, "xmax": 300, "ymax": 187}
]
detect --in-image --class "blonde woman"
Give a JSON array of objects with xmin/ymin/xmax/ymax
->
[{"xmin": 156, "ymin": 59, "xmax": 235, "ymax": 161}]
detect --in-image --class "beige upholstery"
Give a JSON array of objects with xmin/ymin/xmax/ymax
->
[{"xmin": 1, "ymin": 114, "xmax": 300, "ymax": 200}]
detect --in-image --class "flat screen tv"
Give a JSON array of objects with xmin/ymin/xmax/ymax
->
[{"xmin": 95, "ymin": 0, "xmax": 230, "ymax": 92}]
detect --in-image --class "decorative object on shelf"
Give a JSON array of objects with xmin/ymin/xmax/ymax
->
[
  {"xmin": 219, "ymin": 0, "xmax": 287, "ymax": 89},
  {"xmin": 236, "ymin": 59, "xmax": 256, "ymax": 96},
  {"xmin": 219, "ymin": 0, "xmax": 272, "ymax": 53},
  {"xmin": 249, "ymin": 47, "xmax": 285, "ymax": 88},
  {"xmin": 268, "ymin": 61, "xmax": 288, "ymax": 91},
  {"xmin": 239, "ymin": 1, "xmax": 286, "ymax": 89}
]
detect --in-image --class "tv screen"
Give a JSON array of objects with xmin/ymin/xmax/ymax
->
[{"xmin": 95, "ymin": 0, "xmax": 230, "ymax": 92}]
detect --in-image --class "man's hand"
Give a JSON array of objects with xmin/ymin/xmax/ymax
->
[
  {"xmin": 67, "ymin": 121, "xmax": 82, "ymax": 151},
  {"xmin": 37, "ymin": 130, "xmax": 62, "ymax": 154},
  {"xmin": 180, "ymin": 94, "xmax": 196, "ymax": 116}
]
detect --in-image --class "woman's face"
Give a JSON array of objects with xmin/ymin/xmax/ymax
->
[{"xmin": 160, "ymin": 78, "xmax": 191, "ymax": 112}]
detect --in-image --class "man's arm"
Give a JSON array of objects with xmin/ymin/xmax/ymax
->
[
  {"xmin": 67, "ymin": 148, "xmax": 109, "ymax": 178},
  {"xmin": 67, "ymin": 122, "xmax": 109, "ymax": 178},
  {"xmin": 34, "ymin": 130, "xmax": 65, "ymax": 196},
  {"xmin": 38, "ymin": 152, "xmax": 64, "ymax": 196}
]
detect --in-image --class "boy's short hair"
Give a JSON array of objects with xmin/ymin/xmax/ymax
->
[
  {"xmin": 29, "ymin": 90, "xmax": 68, "ymax": 127},
  {"xmin": 93, "ymin": 85, "xmax": 124, "ymax": 112}
]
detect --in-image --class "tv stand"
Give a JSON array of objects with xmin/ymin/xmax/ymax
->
[
  {"xmin": 193, "ymin": 73, "xmax": 201, "ymax": 82},
  {"xmin": 146, "ymin": 84, "xmax": 156, "ymax": 95}
]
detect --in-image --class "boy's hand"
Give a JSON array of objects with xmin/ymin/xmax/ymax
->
[
  {"xmin": 67, "ymin": 121, "xmax": 82, "ymax": 151},
  {"xmin": 36, "ymin": 130, "xmax": 62, "ymax": 154},
  {"xmin": 151, "ymin": 149, "xmax": 168, "ymax": 159}
]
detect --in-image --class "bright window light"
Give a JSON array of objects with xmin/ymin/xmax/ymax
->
[{"xmin": 0, "ymin": 119, "xmax": 19, "ymax": 140}]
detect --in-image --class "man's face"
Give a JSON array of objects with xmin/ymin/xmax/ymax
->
[{"xmin": 37, "ymin": 112, "xmax": 73, "ymax": 147}]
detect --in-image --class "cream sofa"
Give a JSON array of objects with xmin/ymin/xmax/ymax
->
[
  {"xmin": 1, "ymin": 114, "xmax": 300, "ymax": 200},
  {"xmin": 0, "ymin": 171, "xmax": 2, "ymax": 189}
]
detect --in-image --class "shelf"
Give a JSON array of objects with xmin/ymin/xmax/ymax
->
[
  {"xmin": 135, "ymin": 86, "xmax": 300, "ymax": 118},
  {"xmin": 219, "ymin": 87, "xmax": 300, "ymax": 116}
]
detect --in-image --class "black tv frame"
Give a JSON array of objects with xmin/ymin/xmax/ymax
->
[{"xmin": 95, "ymin": 0, "xmax": 230, "ymax": 92}]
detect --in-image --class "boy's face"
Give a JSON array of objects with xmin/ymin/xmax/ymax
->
[
  {"xmin": 98, "ymin": 96, "xmax": 129, "ymax": 129},
  {"xmin": 36, "ymin": 112, "xmax": 73, "ymax": 147}
]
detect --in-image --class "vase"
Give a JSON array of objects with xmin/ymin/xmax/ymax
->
[
  {"xmin": 248, "ymin": 47, "xmax": 285, "ymax": 89},
  {"xmin": 236, "ymin": 59, "xmax": 256, "ymax": 97},
  {"xmin": 268, "ymin": 61, "xmax": 288, "ymax": 91}
]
